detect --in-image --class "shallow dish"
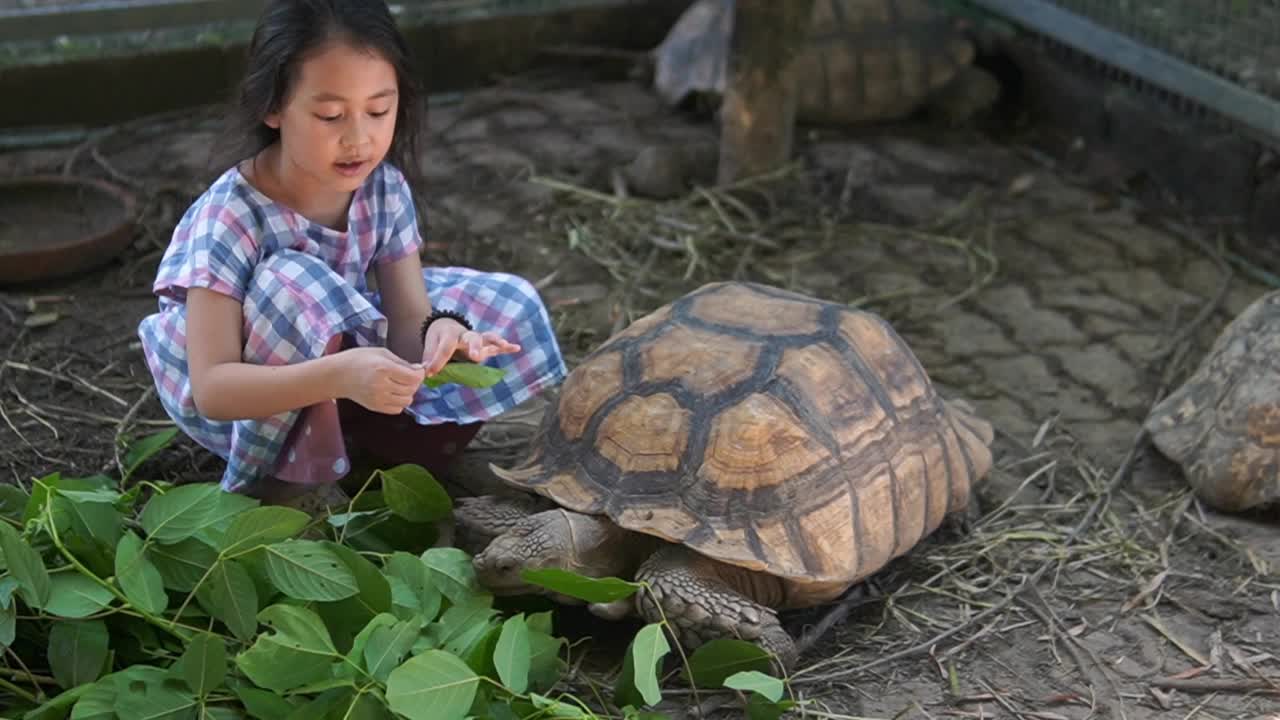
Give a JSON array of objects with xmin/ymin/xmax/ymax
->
[{"xmin": 0, "ymin": 174, "xmax": 138, "ymax": 285}]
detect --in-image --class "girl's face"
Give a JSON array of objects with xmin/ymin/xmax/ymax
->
[{"xmin": 265, "ymin": 40, "xmax": 399, "ymax": 195}]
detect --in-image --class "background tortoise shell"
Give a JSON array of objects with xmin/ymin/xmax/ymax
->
[
  {"xmin": 1145, "ymin": 288, "xmax": 1280, "ymax": 512},
  {"xmin": 492, "ymin": 282, "xmax": 995, "ymax": 598},
  {"xmin": 652, "ymin": 0, "xmax": 977, "ymax": 125}
]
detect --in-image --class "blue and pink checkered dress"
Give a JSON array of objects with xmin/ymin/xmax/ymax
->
[{"xmin": 137, "ymin": 161, "xmax": 567, "ymax": 494}]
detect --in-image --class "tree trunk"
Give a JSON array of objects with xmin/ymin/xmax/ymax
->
[{"xmin": 716, "ymin": 0, "xmax": 815, "ymax": 185}]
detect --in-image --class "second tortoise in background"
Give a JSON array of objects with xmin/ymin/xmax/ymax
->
[
  {"xmin": 651, "ymin": 0, "xmax": 1002, "ymax": 128},
  {"xmin": 455, "ymin": 281, "xmax": 995, "ymax": 668},
  {"xmin": 1145, "ymin": 288, "xmax": 1280, "ymax": 513}
]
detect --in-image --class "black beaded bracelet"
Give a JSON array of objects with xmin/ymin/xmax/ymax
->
[{"xmin": 420, "ymin": 309, "xmax": 473, "ymax": 342}]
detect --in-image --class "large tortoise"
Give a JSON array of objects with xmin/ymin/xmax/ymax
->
[
  {"xmin": 1144, "ymin": 289, "xmax": 1280, "ymax": 512},
  {"xmin": 651, "ymin": 0, "xmax": 1001, "ymax": 127},
  {"xmin": 454, "ymin": 281, "xmax": 995, "ymax": 666}
]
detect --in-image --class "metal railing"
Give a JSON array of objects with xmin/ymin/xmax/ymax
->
[{"xmin": 968, "ymin": 0, "xmax": 1280, "ymax": 149}]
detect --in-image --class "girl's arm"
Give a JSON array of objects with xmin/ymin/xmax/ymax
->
[
  {"xmin": 374, "ymin": 251, "xmax": 432, "ymax": 363},
  {"xmin": 186, "ymin": 287, "xmax": 423, "ymax": 421}
]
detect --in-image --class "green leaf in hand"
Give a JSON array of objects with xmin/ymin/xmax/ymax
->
[{"xmin": 423, "ymin": 362, "xmax": 505, "ymax": 389}]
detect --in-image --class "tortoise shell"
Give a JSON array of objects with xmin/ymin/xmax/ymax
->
[
  {"xmin": 1144, "ymin": 289, "xmax": 1280, "ymax": 512},
  {"xmin": 652, "ymin": 0, "xmax": 976, "ymax": 125},
  {"xmin": 492, "ymin": 282, "xmax": 994, "ymax": 593}
]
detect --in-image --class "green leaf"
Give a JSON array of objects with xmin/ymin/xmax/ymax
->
[
  {"xmin": 179, "ymin": 633, "xmax": 226, "ymax": 697},
  {"xmin": 195, "ymin": 492, "xmax": 261, "ymax": 547},
  {"xmin": 57, "ymin": 493, "xmax": 125, "ymax": 576},
  {"xmin": 55, "ymin": 488, "xmax": 122, "ymax": 504},
  {"xmin": 115, "ymin": 531, "xmax": 169, "ymax": 615},
  {"xmin": 262, "ymin": 540, "xmax": 359, "ymax": 601},
  {"xmin": 529, "ymin": 694, "xmax": 593, "ymax": 718},
  {"xmin": 421, "ymin": 547, "xmax": 478, "ymax": 605},
  {"xmin": 364, "ymin": 616, "xmax": 424, "ymax": 683},
  {"xmin": 148, "ymin": 537, "xmax": 218, "ymax": 592},
  {"xmin": 526, "ymin": 621, "xmax": 566, "ymax": 693},
  {"xmin": 422, "ymin": 362, "xmax": 505, "ymax": 389},
  {"xmin": 112, "ymin": 669, "xmax": 198, "ymax": 720},
  {"xmin": 521, "ymin": 568, "xmax": 641, "ymax": 604},
  {"xmin": 383, "ymin": 552, "xmax": 441, "ymax": 622},
  {"xmin": 684, "ymin": 639, "xmax": 774, "ymax": 689},
  {"xmin": 629, "ymin": 623, "xmax": 670, "ymax": 707},
  {"xmin": 724, "ymin": 670, "xmax": 784, "ymax": 702},
  {"xmin": 430, "ymin": 601, "xmax": 498, "ymax": 657},
  {"xmin": 385, "ymin": 650, "xmax": 481, "ymax": 720},
  {"xmin": 745, "ymin": 694, "xmax": 795, "ymax": 720},
  {"xmin": 0, "ymin": 484, "xmax": 29, "ymax": 521},
  {"xmin": 69, "ymin": 679, "xmax": 116, "ymax": 720},
  {"xmin": 220, "ymin": 506, "xmax": 310, "ymax": 555},
  {"xmin": 334, "ymin": 691, "xmax": 392, "ymax": 720},
  {"xmin": 233, "ymin": 685, "xmax": 297, "ymax": 720},
  {"xmin": 347, "ymin": 613, "xmax": 398, "ymax": 672},
  {"xmin": 0, "ymin": 577, "xmax": 18, "ymax": 647},
  {"xmin": 121, "ymin": 427, "xmax": 179, "ymax": 481},
  {"xmin": 139, "ymin": 484, "xmax": 222, "ymax": 543},
  {"xmin": 493, "ymin": 614, "xmax": 531, "ymax": 694},
  {"xmin": 44, "ymin": 573, "xmax": 115, "ymax": 618},
  {"xmin": 195, "ymin": 559, "xmax": 259, "ymax": 642},
  {"xmin": 234, "ymin": 605, "xmax": 340, "ymax": 693},
  {"xmin": 48, "ymin": 619, "xmax": 110, "ymax": 689},
  {"xmin": 380, "ymin": 465, "xmax": 452, "ymax": 523},
  {"xmin": 0, "ymin": 519, "xmax": 50, "ymax": 607},
  {"xmin": 314, "ymin": 542, "xmax": 392, "ymax": 652}
]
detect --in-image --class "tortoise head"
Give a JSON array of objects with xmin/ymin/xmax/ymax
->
[{"xmin": 472, "ymin": 509, "xmax": 574, "ymax": 595}]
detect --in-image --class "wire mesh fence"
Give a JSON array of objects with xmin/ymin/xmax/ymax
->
[
  {"xmin": 969, "ymin": 0, "xmax": 1280, "ymax": 149},
  {"xmin": 1050, "ymin": 0, "xmax": 1280, "ymax": 101}
]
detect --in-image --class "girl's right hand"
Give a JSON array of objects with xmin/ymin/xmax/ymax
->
[{"xmin": 338, "ymin": 347, "xmax": 426, "ymax": 414}]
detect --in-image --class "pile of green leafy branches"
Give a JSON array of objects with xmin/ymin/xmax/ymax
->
[{"xmin": 0, "ymin": 428, "xmax": 794, "ymax": 720}]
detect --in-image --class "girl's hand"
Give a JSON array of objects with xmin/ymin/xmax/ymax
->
[
  {"xmin": 337, "ymin": 347, "xmax": 426, "ymax": 414},
  {"xmin": 422, "ymin": 319, "xmax": 521, "ymax": 376}
]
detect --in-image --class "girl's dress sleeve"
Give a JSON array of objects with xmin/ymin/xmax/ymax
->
[
  {"xmin": 153, "ymin": 192, "xmax": 259, "ymax": 304},
  {"xmin": 371, "ymin": 163, "xmax": 425, "ymax": 266}
]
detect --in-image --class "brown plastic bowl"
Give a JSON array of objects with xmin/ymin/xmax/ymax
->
[{"xmin": 0, "ymin": 174, "xmax": 138, "ymax": 286}]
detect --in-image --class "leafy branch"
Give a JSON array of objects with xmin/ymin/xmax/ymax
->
[{"xmin": 0, "ymin": 428, "xmax": 796, "ymax": 720}]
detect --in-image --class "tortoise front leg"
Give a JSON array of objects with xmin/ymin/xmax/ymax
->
[{"xmin": 633, "ymin": 545, "xmax": 797, "ymax": 670}]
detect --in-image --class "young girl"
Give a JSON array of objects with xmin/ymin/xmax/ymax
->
[{"xmin": 137, "ymin": 0, "xmax": 566, "ymax": 504}]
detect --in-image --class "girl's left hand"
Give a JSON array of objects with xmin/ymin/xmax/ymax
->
[{"xmin": 422, "ymin": 319, "xmax": 521, "ymax": 376}]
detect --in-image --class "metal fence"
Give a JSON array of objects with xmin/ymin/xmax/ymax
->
[{"xmin": 968, "ymin": 0, "xmax": 1280, "ymax": 149}]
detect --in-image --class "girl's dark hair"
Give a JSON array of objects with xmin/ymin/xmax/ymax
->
[{"xmin": 222, "ymin": 0, "xmax": 424, "ymax": 195}]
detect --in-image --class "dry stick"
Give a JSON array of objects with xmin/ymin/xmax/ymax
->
[
  {"xmin": 1150, "ymin": 677, "xmax": 1280, "ymax": 695},
  {"xmin": 2, "ymin": 361, "xmax": 130, "ymax": 407},
  {"xmin": 113, "ymin": 386, "xmax": 158, "ymax": 480},
  {"xmin": 1021, "ymin": 588, "xmax": 1127, "ymax": 720}
]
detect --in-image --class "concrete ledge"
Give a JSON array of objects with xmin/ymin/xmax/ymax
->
[{"xmin": 1, "ymin": 0, "xmax": 691, "ymax": 129}]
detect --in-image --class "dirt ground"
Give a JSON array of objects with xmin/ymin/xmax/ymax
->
[{"xmin": 1, "ymin": 63, "xmax": 1278, "ymax": 719}]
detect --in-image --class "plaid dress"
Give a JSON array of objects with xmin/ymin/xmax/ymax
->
[{"xmin": 137, "ymin": 162, "xmax": 566, "ymax": 494}]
